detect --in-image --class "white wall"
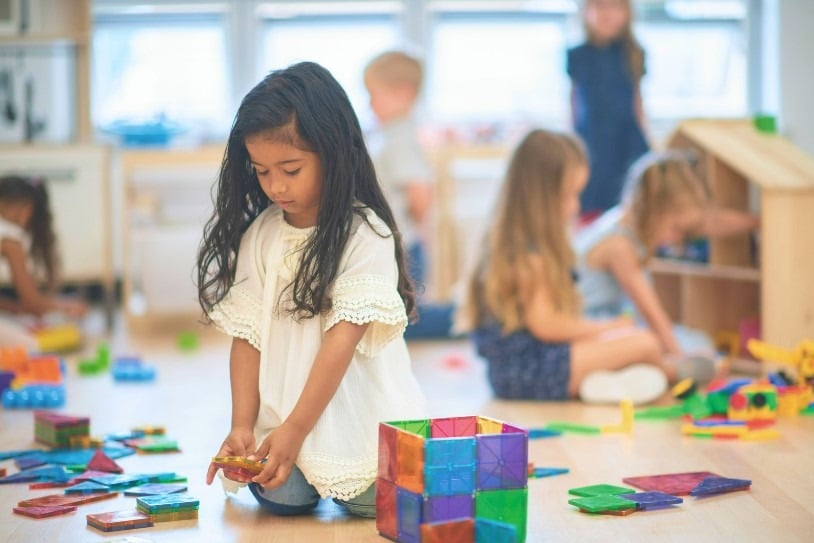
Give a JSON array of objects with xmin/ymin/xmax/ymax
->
[{"xmin": 762, "ymin": 0, "xmax": 814, "ymax": 155}]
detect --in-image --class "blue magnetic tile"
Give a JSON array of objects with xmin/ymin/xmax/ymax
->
[
  {"xmin": 425, "ymin": 437, "xmax": 476, "ymax": 496},
  {"xmin": 618, "ymin": 491, "xmax": 683, "ymax": 510},
  {"xmin": 396, "ymin": 487, "xmax": 423, "ymax": 543},
  {"xmin": 475, "ymin": 518, "xmax": 517, "ymax": 543}
]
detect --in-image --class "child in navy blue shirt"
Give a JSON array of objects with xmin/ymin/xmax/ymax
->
[{"xmin": 567, "ymin": 0, "xmax": 649, "ymax": 217}]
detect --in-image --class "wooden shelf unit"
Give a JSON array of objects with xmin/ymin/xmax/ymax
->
[{"xmin": 655, "ymin": 119, "xmax": 814, "ymax": 349}]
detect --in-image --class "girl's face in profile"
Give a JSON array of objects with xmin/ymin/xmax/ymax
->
[
  {"xmin": 585, "ymin": 0, "xmax": 629, "ymax": 43},
  {"xmin": 562, "ymin": 164, "xmax": 589, "ymax": 223},
  {"xmin": 245, "ymin": 132, "xmax": 323, "ymax": 229}
]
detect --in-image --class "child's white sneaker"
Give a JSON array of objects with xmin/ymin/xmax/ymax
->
[{"xmin": 579, "ymin": 364, "xmax": 668, "ymax": 405}]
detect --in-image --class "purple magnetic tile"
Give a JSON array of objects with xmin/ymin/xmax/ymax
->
[
  {"xmin": 476, "ymin": 433, "xmax": 528, "ymax": 490},
  {"xmin": 689, "ymin": 476, "xmax": 751, "ymax": 497},
  {"xmin": 431, "ymin": 416, "xmax": 478, "ymax": 438},
  {"xmin": 0, "ymin": 371, "xmax": 13, "ymax": 393},
  {"xmin": 425, "ymin": 437, "xmax": 476, "ymax": 497},
  {"xmin": 396, "ymin": 487, "xmax": 423, "ymax": 543},
  {"xmin": 423, "ymin": 494, "xmax": 474, "ymax": 523},
  {"xmin": 618, "ymin": 491, "xmax": 683, "ymax": 510},
  {"xmin": 15, "ymin": 455, "xmax": 47, "ymax": 470},
  {"xmin": 501, "ymin": 423, "xmax": 528, "ymax": 436}
]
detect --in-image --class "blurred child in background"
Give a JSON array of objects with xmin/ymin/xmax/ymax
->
[
  {"xmin": 575, "ymin": 152, "xmax": 758, "ymax": 359},
  {"xmin": 457, "ymin": 130, "xmax": 676, "ymax": 405},
  {"xmin": 0, "ymin": 176, "xmax": 86, "ymax": 348},
  {"xmin": 567, "ymin": 0, "xmax": 649, "ymax": 218},
  {"xmin": 365, "ymin": 50, "xmax": 452, "ymax": 339}
]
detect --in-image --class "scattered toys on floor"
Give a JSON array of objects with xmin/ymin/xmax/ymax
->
[{"xmin": 377, "ymin": 415, "xmax": 528, "ymax": 543}]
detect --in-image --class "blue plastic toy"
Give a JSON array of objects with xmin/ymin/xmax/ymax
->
[
  {"xmin": 2, "ymin": 384, "xmax": 65, "ymax": 409},
  {"xmin": 112, "ymin": 357, "xmax": 156, "ymax": 382}
]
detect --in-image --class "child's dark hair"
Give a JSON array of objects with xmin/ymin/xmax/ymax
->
[
  {"xmin": 0, "ymin": 176, "xmax": 58, "ymax": 289},
  {"xmin": 197, "ymin": 61, "xmax": 415, "ymax": 320}
]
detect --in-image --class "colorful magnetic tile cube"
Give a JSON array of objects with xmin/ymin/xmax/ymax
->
[
  {"xmin": 376, "ymin": 478, "xmax": 399, "ymax": 540},
  {"xmin": 423, "ymin": 494, "xmax": 474, "ymax": 523},
  {"xmin": 397, "ymin": 487, "xmax": 424, "ymax": 543},
  {"xmin": 431, "ymin": 416, "xmax": 478, "ymax": 438},
  {"xmin": 420, "ymin": 518, "xmax": 475, "ymax": 543},
  {"xmin": 475, "ymin": 488, "xmax": 527, "ymax": 542},
  {"xmin": 476, "ymin": 433, "xmax": 528, "ymax": 490},
  {"xmin": 623, "ymin": 472, "xmax": 720, "ymax": 496},
  {"xmin": 568, "ymin": 495, "xmax": 638, "ymax": 513},
  {"xmin": 475, "ymin": 518, "xmax": 517, "ymax": 543},
  {"xmin": 86, "ymin": 510, "xmax": 153, "ymax": 532},
  {"xmin": 149, "ymin": 508, "xmax": 198, "ymax": 522},
  {"xmin": 568, "ymin": 484, "xmax": 635, "ymax": 497},
  {"xmin": 13, "ymin": 505, "xmax": 77, "ymax": 518},
  {"xmin": 425, "ymin": 437, "xmax": 476, "ymax": 496},
  {"xmin": 617, "ymin": 491, "xmax": 683, "ymax": 510},
  {"xmin": 689, "ymin": 476, "xmax": 751, "ymax": 496}
]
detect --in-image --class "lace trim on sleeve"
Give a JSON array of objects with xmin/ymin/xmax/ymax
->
[
  {"xmin": 324, "ymin": 274, "xmax": 407, "ymax": 357},
  {"xmin": 208, "ymin": 283, "xmax": 263, "ymax": 350}
]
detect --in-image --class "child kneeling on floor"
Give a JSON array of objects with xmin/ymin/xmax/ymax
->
[
  {"xmin": 198, "ymin": 62, "xmax": 426, "ymax": 516},
  {"xmin": 457, "ymin": 129, "xmax": 690, "ymax": 405}
]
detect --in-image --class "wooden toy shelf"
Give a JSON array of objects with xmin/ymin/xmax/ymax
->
[{"xmin": 654, "ymin": 119, "xmax": 814, "ymax": 349}]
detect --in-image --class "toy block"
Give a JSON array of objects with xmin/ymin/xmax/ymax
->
[
  {"xmin": 0, "ymin": 449, "xmax": 43, "ymax": 461},
  {"xmin": 376, "ymin": 478, "xmax": 398, "ymax": 540},
  {"xmin": 4, "ymin": 384, "xmax": 65, "ymax": 409},
  {"xmin": 568, "ymin": 484, "xmax": 635, "ymax": 497},
  {"xmin": 177, "ymin": 330, "xmax": 199, "ymax": 351},
  {"xmin": 68, "ymin": 435, "xmax": 91, "ymax": 449},
  {"xmin": 90, "ymin": 474, "xmax": 150, "ymax": 489},
  {"xmin": 728, "ymin": 383, "xmax": 778, "ymax": 422},
  {"xmin": 397, "ymin": 487, "xmax": 424, "ymax": 543},
  {"xmin": 30, "ymin": 480, "xmax": 76, "ymax": 489},
  {"xmin": 623, "ymin": 472, "xmax": 720, "ymax": 496},
  {"xmin": 34, "ymin": 324, "xmax": 82, "ymax": 353},
  {"xmin": 149, "ymin": 508, "xmax": 199, "ymax": 522},
  {"xmin": 112, "ymin": 357, "xmax": 156, "ymax": 382},
  {"xmin": 87, "ymin": 449, "xmax": 124, "ymax": 473},
  {"xmin": 65, "ymin": 481, "xmax": 111, "ymax": 494},
  {"xmin": 211, "ymin": 456, "xmax": 264, "ymax": 480},
  {"xmin": 476, "ymin": 432, "xmax": 528, "ymax": 490},
  {"xmin": 124, "ymin": 483, "xmax": 187, "ymax": 496},
  {"xmin": 13, "ymin": 505, "xmax": 77, "ymax": 518},
  {"xmin": 127, "ymin": 436, "xmax": 180, "ymax": 453},
  {"xmin": 0, "ymin": 465, "xmax": 69, "ymax": 484},
  {"xmin": 141, "ymin": 472, "xmax": 187, "ymax": 483},
  {"xmin": 544, "ymin": 422, "xmax": 601, "ymax": 435},
  {"xmin": 635, "ymin": 404, "xmax": 686, "ymax": 420},
  {"xmin": 475, "ymin": 518, "xmax": 517, "ymax": 543},
  {"xmin": 425, "ymin": 437, "xmax": 476, "ymax": 497},
  {"xmin": 388, "ymin": 419, "xmax": 431, "ymax": 439},
  {"xmin": 34, "ymin": 446, "xmax": 133, "ymax": 468},
  {"xmin": 18, "ymin": 491, "xmax": 118, "ymax": 508},
  {"xmin": 618, "ymin": 491, "xmax": 683, "ymax": 510},
  {"xmin": 0, "ymin": 346, "xmax": 28, "ymax": 371},
  {"xmin": 379, "ymin": 422, "xmax": 400, "ymax": 482},
  {"xmin": 568, "ymin": 495, "xmax": 637, "ymax": 513},
  {"xmin": 533, "ymin": 467, "xmax": 569, "ymax": 478},
  {"xmin": 396, "ymin": 430, "xmax": 425, "ymax": 494},
  {"xmin": 602, "ymin": 399, "xmax": 635, "ymax": 434},
  {"xmin": 431, "ymin": 416, "xmax": 478, "ymax": 438},
  {"xmin": 136, "ymin": 494, "xmax": 199, "ymax": 514},
  {"xmin": 527, "ymin": 428, "xmax": 562, "ymax": 439},
  {"xmin": 475, "ymin": 488, "xmax": 527, "ymax": 542},
  {"xmin": 423, "ymin": 494, "xmax": 474, "ymax": 523},
  {"xmin": 0, "ymin": 370, "xmax": 14, "ymax": 394},
  {"xmin": 86, "ymin": 509, "xmax": 153, "ymax": 532},
  {"xmin": 689, "ymin": 476, "xmax": 751, "ymax": 496},
  {"xmin": 15, "ymin": 454, "xmax": 46, "ymax": 470},
  {"xmin": 132, "ymin": 425, "xmax": 165, "ymax": 436},
  {"xmin": 420, "ymin": 518, "xmax": 475, "ymax": 543},
  {"xmin": 34, "ymin": 411, "xmax": 89, "ymax": 447},
  {"xmin": 476, "ymin": 416, "xmax": 503, "ymax": 435}
]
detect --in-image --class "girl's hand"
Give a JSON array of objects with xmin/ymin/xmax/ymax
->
[
  {"xmin": 57, "ymin": 298, "xmax": 87, "ymax": 318},
  {"xmin": 249, "ymin": 421, "xmax": 307, "ymax": 490},
  {"xmin": 206, "ymin": 427, "xmax": 256, "ymax": 485}
]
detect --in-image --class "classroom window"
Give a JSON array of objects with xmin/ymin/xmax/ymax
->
[
  {"xmin": 258, "ymin": 11, "xmax": 400, "ymax": 127},
  {"xmin": 92, "ymin": 15, "xmax": 230, "ymax": 136}
]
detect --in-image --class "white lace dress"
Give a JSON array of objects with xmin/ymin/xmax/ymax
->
[{"xmin": 209, "ymin": 205, "xmax": 427, "ymax": 500}]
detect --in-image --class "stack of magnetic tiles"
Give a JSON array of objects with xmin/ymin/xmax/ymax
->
[
  {"xmin": 377, "ymin": 415, "xmax": 529, "ymax": 543},
  {"xmin": 34, "ymin": 411, "xmax": 89, "ymax": 448},
  {"xmin": 136, "ymin": 494, "xmax": 200, "ymax": 523}
]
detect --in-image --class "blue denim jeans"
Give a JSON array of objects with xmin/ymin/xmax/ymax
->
[{"xmin": 248, "ymin": 465, "xmax": 375, "ymax": 517}]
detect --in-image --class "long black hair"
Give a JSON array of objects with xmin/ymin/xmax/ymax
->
[
  {"xmin": 0, "ymin": 176, "xmax": 59, "ymax": 289},
  {"xmin": 197, "ymin": 61, "xmax": 415, "ymax": 320}
]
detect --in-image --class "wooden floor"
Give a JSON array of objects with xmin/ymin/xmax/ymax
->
[{"xmin": 1, "ymin": 322, "xmax": 813, "ymax": 543}]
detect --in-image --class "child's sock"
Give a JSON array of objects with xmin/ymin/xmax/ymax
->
[
  {"xmin": 579, "ymin": 364, "xmax": 667, "ymax": 405},
  {"xmin": 669, "ymin": 354, "xmax": 717, "ymax": 384}
]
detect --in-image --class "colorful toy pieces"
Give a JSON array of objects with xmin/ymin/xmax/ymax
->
[
  {"xmin": 34, "ymin": 412, "xmax": 89, "ymax": 448},
  {"xmin": 569, "ymin": 472, "xmax": 751, "ymax": 515},
  {"xmin": 33, "ymin": 324, "xmax": 82, "ymax": 353},
  {"xmin": 1, "ymin": 347, "xmax": 66, "ymax": 409},
  {"xmin": 377, "ymin": 415, "xmax": 529, "ymax": 543}
]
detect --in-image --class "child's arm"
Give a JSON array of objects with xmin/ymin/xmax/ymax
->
[
  {"xmin": 697, "ymin": 208, "xmax": 759, "ymax": 239},
  {"xmin": 206, "ymin": 337, "xmax": 261, "ymax": 484},
  {"xmin": 406, "ymin": 182, "xmax": 432, "ymax": 228},
  {"xmin": 250, "ymin": 321, "xmax": 369, "ymax": 490},
  {"xmin": 600, "ymin": 236, "xmax": 680, "ymax": 353},
  {"xmin": 0, "ymin": 238, "xmax": 85, "ymax": 317},
  {"xmin": 524, "ymin": 256, "xmax": 631, "ymax": 343}
]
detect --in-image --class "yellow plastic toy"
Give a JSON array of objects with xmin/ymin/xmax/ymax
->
[
  {"xmin": 748, "ymin": 339, "xmax": 814, "ymax": 385},
  {"xmin": 33, "ymin": 324, "xmax": 82, "ymax": 353},
  {"xmin": 601, "ymin": 399, "xmax": 634, "ymax": 434},
  {"xmin": 727, "ymin": 383, "xmax": 777, "ymax": 422}
]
